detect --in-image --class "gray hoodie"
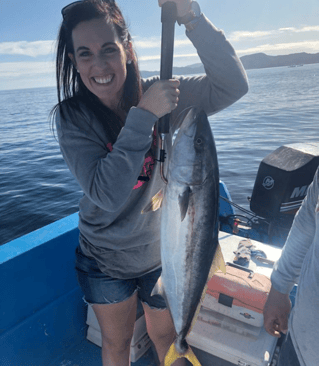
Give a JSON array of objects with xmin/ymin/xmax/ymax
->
[
  {"xmin": 271, "ymin": 168, "xmax": 319, "ymax": 366},
  {"xmin": 56, "ymin": 15, "xmax": 248, "ymax": 279}
]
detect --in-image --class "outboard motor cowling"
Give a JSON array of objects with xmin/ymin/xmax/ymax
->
[{"xmin": 250, "ymin": 143, "xmax": 319, "ymax": 220}]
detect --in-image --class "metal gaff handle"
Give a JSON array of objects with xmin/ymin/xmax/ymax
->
[
  {"xmin": 158, "ymin": 2, "xmax": 177, "ymax": 183},
  {"xmin": 159, "ymin": 1, "xmax": 177, "ymax": 135}
]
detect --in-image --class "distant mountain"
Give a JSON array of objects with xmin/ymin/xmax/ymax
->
[
  {"xmin": 240, "ymin": 52, "xmax": 319, "ymax": 70},
  {"xmin": 140, "ymin": 52, "xmax": 319, "ymax": 77}
]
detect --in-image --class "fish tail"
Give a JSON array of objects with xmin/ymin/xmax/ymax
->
[{"xmin": 164, "ymin": 342, "xmax": 202, "ymax": 366}]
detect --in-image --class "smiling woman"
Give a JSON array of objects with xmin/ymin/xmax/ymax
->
[
  {"xmin": 69, "ymin": 17, "xmax": 131, "ymax": 111},
  {"xmin": 50, "ymin": 1, "xmax": 248, "ymax": 365},
  {"xmin": 53, "ymin": 0, "xmax": 143, "ymax": 142}
]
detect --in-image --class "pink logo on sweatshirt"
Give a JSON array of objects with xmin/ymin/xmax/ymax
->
[
  {"xmin": 106, "ymin": 130, "xmax": 156, "ymax": 190},
  {"xmin": 133, "ymin": 155, "xmax": 155, "ymax": 189},
  {"xmin": 107, "ymin": 142, "xmax": 113, "ymax": 152}
]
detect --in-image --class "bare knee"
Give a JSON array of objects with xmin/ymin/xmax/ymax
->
[
  {"xmin": 102, "ymin": 334, "xmax": 132, "ymax": 353},
  {"xmin": 91, "ymin": 293, "xmax": 138, "ymax": 357},
  {"xmin": 151, "ymin": 328, "xmax": 175, "ymax": 348},
  {"xmin": 143, "ymin": 305, "xmax": 175, "ymax": 348}
]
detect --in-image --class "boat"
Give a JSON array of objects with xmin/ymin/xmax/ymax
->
[{"xmin": 1, "ymin": 142, "xmax": 319, "ymax": 366}]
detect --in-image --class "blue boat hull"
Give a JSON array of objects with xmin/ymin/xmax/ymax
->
[{"xmin": 0, "ymin": 182, "xmax": 286, "ymax": 366}]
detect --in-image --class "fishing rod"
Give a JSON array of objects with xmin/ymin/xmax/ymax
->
[{"xmin": 158, "ymin": 1, "xmax": 177, "ymax": 184}]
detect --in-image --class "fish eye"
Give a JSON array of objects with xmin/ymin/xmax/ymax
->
[{"xmin": 196, "ymin": 138, "xmax": 203, "ymax": 145}]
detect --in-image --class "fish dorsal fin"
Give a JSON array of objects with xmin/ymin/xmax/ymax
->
[
  {"xmin": 178, "ymin": 186, "xmax": 191, "ymax": 222},
  {"xmin": 141, "ymin": 189, "xmax": 164, "ymax": 214}
]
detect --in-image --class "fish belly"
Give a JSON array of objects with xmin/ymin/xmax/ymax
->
[{"xmin": 160, "ymin": 179, "xmax": 219, "ymax": 338}]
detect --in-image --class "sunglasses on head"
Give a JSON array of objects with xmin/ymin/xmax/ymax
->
[{"xmin": 61, "ymin": 0, "xmax": 115, "ymax": 19}]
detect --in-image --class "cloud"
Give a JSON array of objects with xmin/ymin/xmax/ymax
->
[
  {"xmin": 236, "ymin": 40, "xmax": 319, "ymax": 56},
  {"xmin": 139, "ymin": 52, "xmax": 198, "ymax": 62},
  {"xmin": 133, "ymin": 38, "xmax": 160, "ymax": 49},
  {"xmin": 278, "ymin": 27, "xmax": 296, "ymax": 32},
  {"xmin": 133, "ymin": 37, "xmax": 191, "ymax": 50},
  {"xmin": 0, "ymin": 37, "xmax": 191, "ymax": 60},
  {"xmin": 229, "ymin": 31, "xmax": 274, "ymax": 41},
  {"xmin": 0, "ymin": 61, "xmax": 55, "ymax": 77},
  {"xmin": 0, "ymin": 41, "xmax": 55, "ymax": 57},
  {"xmin": 229, "ymin": 25, "xmax": 319, "ymax": 42},
  {"xmin": 295, "ymin": 25, "xmax": 319, "ymax": 32},
  {"xmin": 278, "ymin": 26, "xmax": 319, "ymax": 33}
]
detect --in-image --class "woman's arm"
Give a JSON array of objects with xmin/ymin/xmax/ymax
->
[
  {"xmin": 143, "ymin": 8, "xmax": 249, "ymax": 132},
  {"xmin": 181, "ymin": 14, "xmax": 248, "ymax": 114},
  {"xmin": 56, "ymin": 105, "xmax": 158, "ymax": 212}
]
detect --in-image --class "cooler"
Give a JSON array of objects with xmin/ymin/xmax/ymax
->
[
  {"xmin": 188, "ymin": 317, "xmax": 277, "ymax": 366},
  {"xmin": 187, "ymin": 232, "xmax": 282, "ymax": 365}
]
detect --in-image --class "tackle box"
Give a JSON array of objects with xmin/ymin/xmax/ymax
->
[{"xmin": 203, "ymin": 263, "xmax": 271, "ymax": 327}]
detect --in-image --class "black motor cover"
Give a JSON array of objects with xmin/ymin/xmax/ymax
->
[{"xmin": 250, "ymin": 143, "xmax": 319, "ymax": 219}]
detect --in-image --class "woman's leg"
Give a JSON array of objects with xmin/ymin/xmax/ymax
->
[
  {"xmin": 92, "ymin": 291, "xmax": 138, "ymax": 366},
  {"xmin": 142, "ymin": 303, "xmax": 187, "ymax": 366}
]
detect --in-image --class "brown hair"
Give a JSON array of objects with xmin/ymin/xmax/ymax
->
[{"xmin": 51, "ymin": 0, "xmax": 142, "ymax": 142}]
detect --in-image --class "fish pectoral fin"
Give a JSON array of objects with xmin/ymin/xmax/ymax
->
[
  {"xmin": 209, "ymin": 243, "xmax": 227, "ymax": 277},
  {"xmin": 141, "ymin": 189, "xmax": 164, "ymax": 214},
  {"xmin": 165, "ymin": 343, "xmax": 201, "ymax": 366},
  {"xmin": 178, "ymin": 186, "xmax": 191, "ymax": 222},
  {"xmin": 151, "ymin": 276, "xmax": 165, "ymax": 297}
]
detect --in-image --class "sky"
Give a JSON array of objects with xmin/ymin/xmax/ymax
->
[{"xmin": 0, "ymin": 0, "xmax": 319, "ymax": 90}]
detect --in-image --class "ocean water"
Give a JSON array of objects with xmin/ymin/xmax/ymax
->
[{"xmin": 1, "ymin": 63, "xmax": 318, "ymax": 246}]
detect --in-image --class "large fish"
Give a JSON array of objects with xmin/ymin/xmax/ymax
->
[{"xmin": 143, "ymin": 108, "xmax": 225, "ymax": 366}]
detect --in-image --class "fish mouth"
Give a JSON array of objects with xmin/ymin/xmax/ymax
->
[
  {"xmin": 179, "ymin": 109, "xmax": 203, "ymax": 138},
  {"xmin": 183, "ymin": 120, "xmax": 197, "ymax": 138}
]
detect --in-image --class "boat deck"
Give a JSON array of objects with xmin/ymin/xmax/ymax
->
[
  {"xmin": 51, "ymin": 337, "xmax": 157, "ymax": 366},
  {"xmin": 52, "ymin": 336, "xmax": 235, "ymax": 366}
]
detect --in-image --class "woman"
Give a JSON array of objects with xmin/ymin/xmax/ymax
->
[{"xmin": 53, "ymin": 0, "xmax": 248, "ymax": 365}]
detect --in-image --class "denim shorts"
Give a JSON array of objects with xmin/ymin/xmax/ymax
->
[{"xmin": 75, "ymin": 245, "xmax": 167, "ymax": 309}]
